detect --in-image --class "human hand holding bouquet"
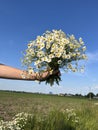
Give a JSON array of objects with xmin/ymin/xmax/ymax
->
[{"xmin": 22, "ymin": 30, "xmax": 87, "ymax": 86}]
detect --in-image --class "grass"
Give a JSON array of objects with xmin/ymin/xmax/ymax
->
[{"xmin": 0, "ymin": 90, "xmax": 98, "ymax": 129}]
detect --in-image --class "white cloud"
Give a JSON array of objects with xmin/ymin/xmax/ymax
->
[
  {"xmin": 87, "ymin": 51, "xmax": 98, "ymax": 63},
  {"xmin": 92, "ymin": 85, "xmax": 98, "ymax": 90}
]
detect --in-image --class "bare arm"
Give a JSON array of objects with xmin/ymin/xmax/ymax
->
[
  {"xmin": 0, "ymin": 64, "xmax": 59, "ymax": 81},
  {"xmin": 0, "ymin": 64, "xmax": 31, "ymax": 80}
]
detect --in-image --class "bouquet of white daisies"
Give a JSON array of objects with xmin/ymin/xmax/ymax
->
[{"xmin": 22, "ymin": 30, "xmax": 87, "ymax": 86}]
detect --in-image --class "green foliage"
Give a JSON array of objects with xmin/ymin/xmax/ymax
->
[
  {"xmin": 39, "ymin": 110, "xmax": 77, "ymax": 130},
  {"xmin": 46, "ymin": 73, "xmax": 61, "ymax": 86},
  {"xmin": 21, "ymin": 115, "xmax": 36, "ymax": 130},
  {"xmin": 0, "ymin": 91, "xmax": 98, "ymax": 130},
  {"xmin": 0, "ymin": 110, "xmax": 78, "ymax": 130},
  {"xmin": 86, "ymin": 92, "xmax": 95, "ymax": 99}
]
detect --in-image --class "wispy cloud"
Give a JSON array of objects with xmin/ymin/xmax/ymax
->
[
  {"xmin": 87, "ymin": 51, "xmax": 98, "ymax": 63},
  {"xmin": 92, "ymin": 85, "xmax": 98, "ymax": 90}
]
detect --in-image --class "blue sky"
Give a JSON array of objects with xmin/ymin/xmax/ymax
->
[{"xmin": 0, "ymin": 0, "xmax": 98, "ymax": 95}]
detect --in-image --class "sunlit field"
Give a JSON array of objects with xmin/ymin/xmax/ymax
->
[{"xmin": 0, "ymin": 90, "xmax": 98, "ymax": 130}]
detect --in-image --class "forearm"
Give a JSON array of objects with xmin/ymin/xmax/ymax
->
[{"xmin": 0, "ymin": 64, "xmax": 36, "ymax": 80}]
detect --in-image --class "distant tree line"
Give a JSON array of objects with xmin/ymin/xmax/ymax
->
[
  {"xmin": 63, "ymin": 92, "xmax": 98, "ymax": 99},
  {"xmin": 0, "ymin": 90, "xmax": 98, "ymax": 99}
]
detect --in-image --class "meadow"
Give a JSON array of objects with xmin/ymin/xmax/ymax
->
[{"xmin": 0, "ymin": 90, "xmax": 98, "ymax": 130}]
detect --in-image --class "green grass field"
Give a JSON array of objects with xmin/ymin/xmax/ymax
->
[{"xmin": 0, "ymin": 90, "xmax": 98, "ymax": 130}]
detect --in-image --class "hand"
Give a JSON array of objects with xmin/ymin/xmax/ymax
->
[{"xmin": 35, "ymin": 69, "xmax": 61, "ymax": 81}]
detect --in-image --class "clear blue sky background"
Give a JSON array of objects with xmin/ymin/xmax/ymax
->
[{"xmin": 0, "ymin": 0, "xmax": 98, "ymax": 95}]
